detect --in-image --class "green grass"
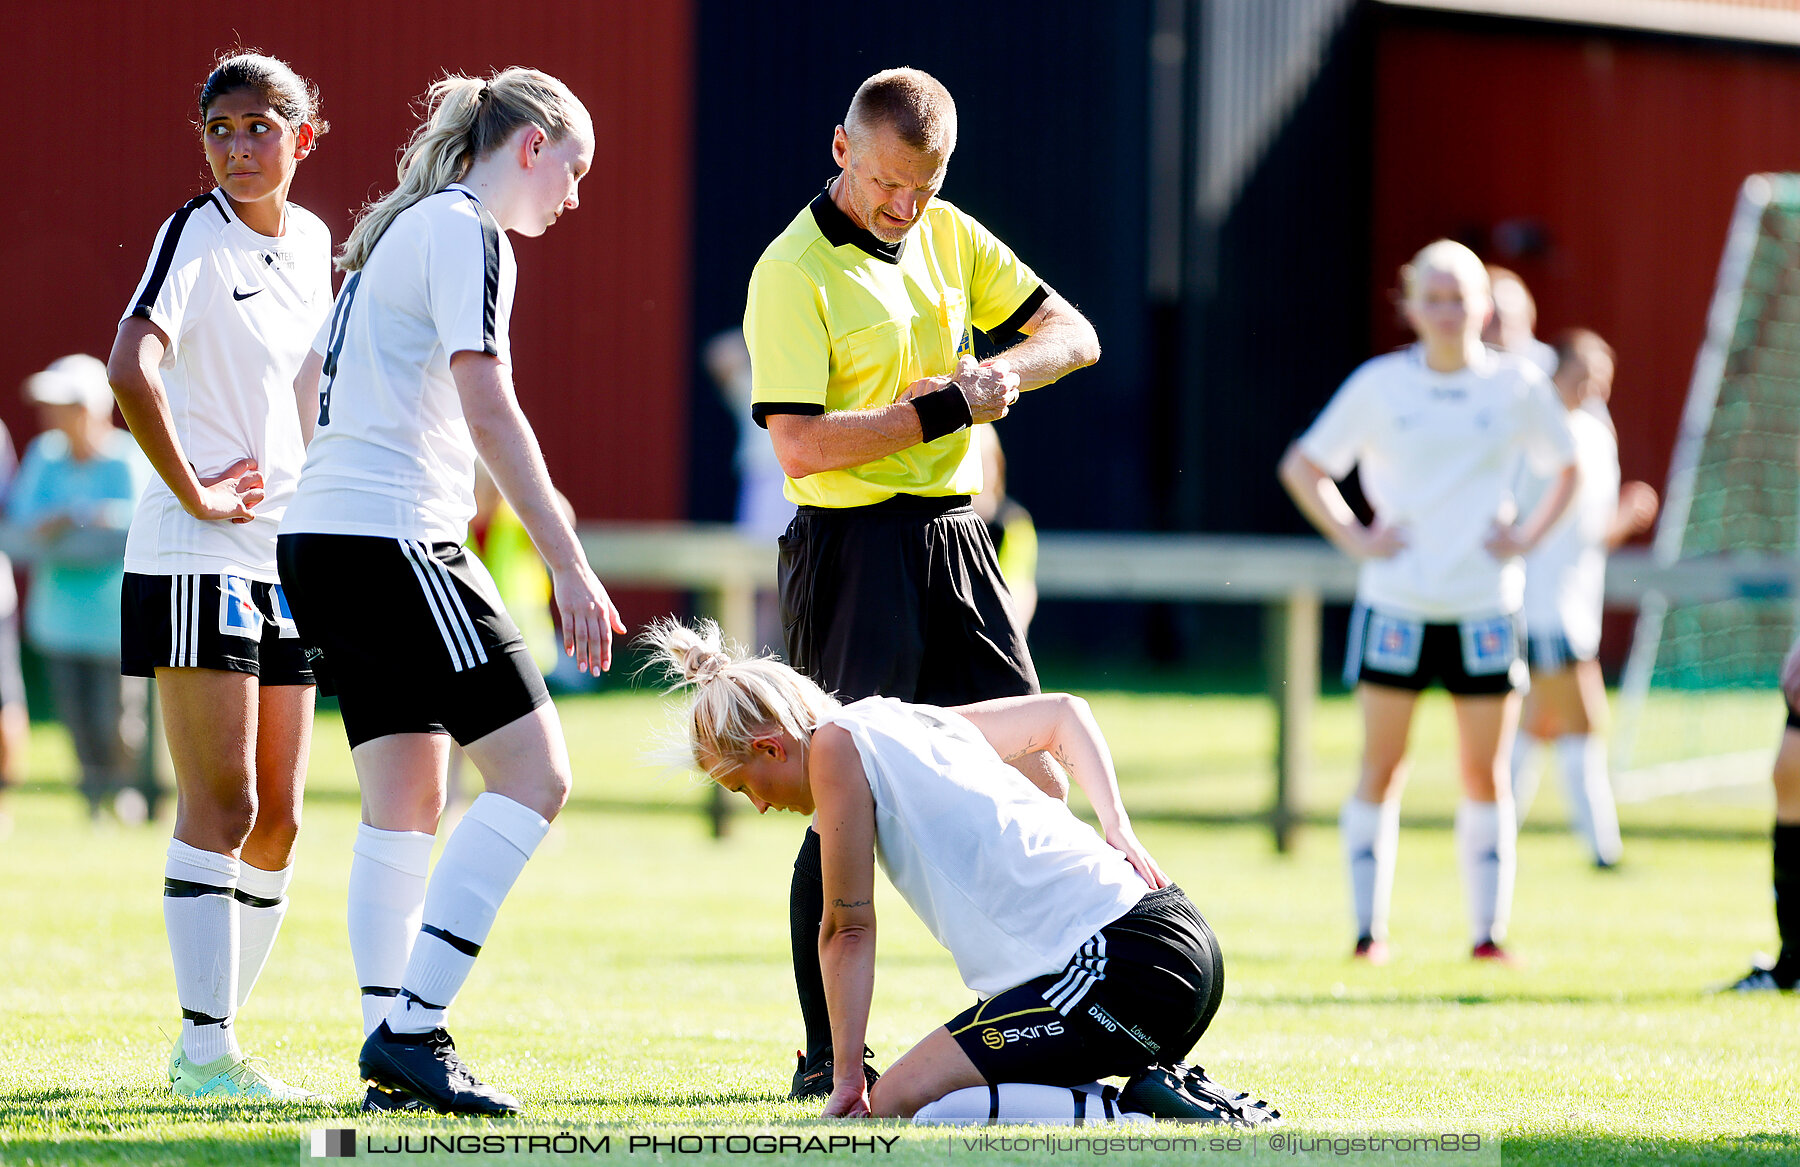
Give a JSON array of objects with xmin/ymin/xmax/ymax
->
[{"xmin": 0, "ymin": 689, "xmax": 1794, "ymax": 1165}]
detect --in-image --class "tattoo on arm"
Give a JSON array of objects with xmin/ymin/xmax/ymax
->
[
  {"xmin": 1003, "ymin": 734, "xmax": 1049, "ymax": 764},
  {"xmin": 831, "ymin": 898, "xmax": 871, "ymax": 909}
]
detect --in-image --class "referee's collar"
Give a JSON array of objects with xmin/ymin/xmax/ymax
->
[{"xmin": 810, "ymin": 181, "xmax": 906, "ymax": 264}]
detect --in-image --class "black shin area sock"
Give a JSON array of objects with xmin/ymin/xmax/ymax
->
[
  {"xmin": 790, "ymin": 828, "xmax": 832, "ymax": 1059},
  {"xmin": 1773, "ymin": 824, "xmax": 1799, "ymax": 979}
]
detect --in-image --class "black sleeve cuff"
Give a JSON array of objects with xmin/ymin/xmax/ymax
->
[
  {"xmin": 990, "ymin": 284, "xmax": 1049, "ymax": 337},
  {"xmin": 912, "ymin": 386, "xmax": 974, "ymax": 443},
  {"xmin": 751, "ymin": 401, "xmax": 825, "ymax": 430}
]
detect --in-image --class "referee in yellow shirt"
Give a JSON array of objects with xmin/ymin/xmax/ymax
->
[{"xmin": 744, "ymin": 66, "xmax": 1101, "ymax": 1102}]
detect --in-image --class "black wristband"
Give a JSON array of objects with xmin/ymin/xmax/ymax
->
[{"xmin": 911, "ymin": 386, "xmax": 974, "ymax": 443}]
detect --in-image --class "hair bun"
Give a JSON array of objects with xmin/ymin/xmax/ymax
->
[{"xmin": 682, "ymin": 644, "xmax": 728, "ymax": 683}]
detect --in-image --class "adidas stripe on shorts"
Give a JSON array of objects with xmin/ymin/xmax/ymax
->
[
  {"xmin": 122, "ymin": 573, "xmax": 314, "ymax": 685},
  {"xmin": 945, "ymin": 885, "xmax": 1225, "ymax": 1086},
  {"xmin": 275, "ymin": 533, "xmax": 549, "ymax": 748}
]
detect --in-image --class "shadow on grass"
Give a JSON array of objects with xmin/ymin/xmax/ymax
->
[{"xmin": 1230, "ymin": 988, "xmax": 1739, "ymax": 1007}]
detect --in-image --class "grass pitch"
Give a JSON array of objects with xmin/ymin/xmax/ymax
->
[{"xmin": 0, "ymin": 686, "xmax": 1794, "ymax": 1165}]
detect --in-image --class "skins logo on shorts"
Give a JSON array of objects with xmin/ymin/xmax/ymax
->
[{"xmin": 981, "ymin": 1021, "xmax": 1064, "ymax": 1049}]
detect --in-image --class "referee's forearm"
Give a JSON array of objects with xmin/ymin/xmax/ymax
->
[{"xmin": 768, "ymin": 406, "xmax": 924, "ymax": 478}]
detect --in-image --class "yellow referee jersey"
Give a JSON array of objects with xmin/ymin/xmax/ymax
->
[{"xmin": 745, "ymin": 187, "xmax": 1046, "ymax": 508}]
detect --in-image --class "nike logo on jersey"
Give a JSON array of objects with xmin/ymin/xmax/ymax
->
[{"xmin": 233, "ymin": 287, "xmax": 263, "ymax": 301}]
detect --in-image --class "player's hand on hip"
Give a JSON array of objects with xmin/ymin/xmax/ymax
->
[
  {"xmin": 552, "ymin": 562, "xmax": 628, "ymax": 676},
  {"xmin": 822, "ymin": 1077, "xmax": 871, "ymax": 1119},
  {"xmin": 190, "ymin": 456, "xmax": 264, "ymax": 524},
  {"xmin": 1482, "ymin": 520, "xmax": 1530, "ymax": 560},
  {"xmin": 1350, "ymin": 517, "xmax": 1406, "ymax": 560},
  {"xmin": 1105, "ymin": 822, "xmax": 1169, "ymax": 890}
]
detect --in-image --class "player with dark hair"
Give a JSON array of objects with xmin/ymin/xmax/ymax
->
[
  {"xmin": 745, "ymin": 64, "xmax": 1101, "ymax": 1098},
  {"xmin": 107, "ymin": 50, "xmax": 330, "ymax": 1100},
  {"xmin": 646, "ymin": 618, "xmax": 1280, "ymax": 1126},
  {"xmin": 278, "ymin": 67, "xmax": 624, "ymax": 1114}
]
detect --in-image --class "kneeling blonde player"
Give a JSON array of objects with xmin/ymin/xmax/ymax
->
[{"xmin": 648, "ymin": 619, "xmax": 1279, "ymax": 1125}]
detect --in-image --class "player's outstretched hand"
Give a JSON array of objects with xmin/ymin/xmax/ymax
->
[
  {"xmin": 552, "ymin": 561, "xmax": 627, "ymax": 677},
  {"xmin": 191, "ymin": 457, "xmax": 264, "ymax": 525},
  {"xmin": 1351, "ymin": 517, "xmax": 1407, "ymax": 560},
  {"xmin": 1781, "ymin": 636, "xmax": 1800, "ymax": 710},
  {"xmin": 1105, "ymin": 821, "xmax": 1169, "ymax": 890},
  {"xmin": 822, "ymin": 1077, "xmax": 871, "ymax": 1119}
]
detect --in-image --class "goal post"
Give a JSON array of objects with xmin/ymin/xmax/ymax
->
[{"xmin": 1614, "ymin": 173, "xmax": 1800, "ymax": 799}]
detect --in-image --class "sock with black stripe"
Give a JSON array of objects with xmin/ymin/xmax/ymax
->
[
  {"xmin": 386, "ymin": 793, "xmax": 547, "ymax": 1035},
  {"xmin": 234, "ymin": 862, "xmax": 292, "ymax": 1012},
  {"xmin": 1774, "ymin": 823, "xmax": 1799, "ymax": 981},
  {"xmin": 790, "ymin": 828, "xmax": 833, "ymax": 1062},
  {"xmin": 349, "ymin": 824, "xmax": 435, "ymax": 1035},
  {"xmin": 912, "ymin": 1083, "xmax": 1151, "ymax": 1125},
  {"xmin": 164, "ymin": 839, "xmax": 240, "ymax": 1066}
]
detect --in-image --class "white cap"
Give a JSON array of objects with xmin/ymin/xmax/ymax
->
[{"xmin": 23, "ymin": 354, "xmax": 113, "ymax": 412}]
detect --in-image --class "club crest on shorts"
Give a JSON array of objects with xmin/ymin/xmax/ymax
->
[{"xmin": 218, "ymin": 575, "xmax": 265, "ymax": 640}]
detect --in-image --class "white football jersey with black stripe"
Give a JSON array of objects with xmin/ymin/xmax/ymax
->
[
  {"xmin": 121, "ymin": 190, "xmax": 332, "ymax": 581},
  {"xmin": 283, "ymin": 184, "xmax": 515, "ymax": 544},
  {"xmin": 825, "ymin": 697, "xmax": 1147, "ymax": 998}
]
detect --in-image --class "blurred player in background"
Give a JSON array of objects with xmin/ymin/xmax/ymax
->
[
  {"xmin": 745, "ymin": 67, "xmax": 1100, "ymax": 1096},
  {"xmin": 12, "ymin": 357, "xmax": 153, "ymax": 822},
  {"xmin": 973, "ymin": 425, "xmax": 1037, "ymax": 632},
  {"xmin": 107, "ymin": 52, "xmax": 330, "ymax": 1100},
  {"xmin": 1279, "ymin": 240, "xmax": 1577, "ymax": 965},
  {"xmin": 704, "ymin": 328, "xmax": 793, "ymax": 652},
  {"xmin": 1725, "ymin": 635, "xmax": 1800, "ymax": 992},
  {"xmin": 278, "ymin": 68, "xmax": 623, "ymax": 1115},
  {"xmin": 1483, "ymin": 265, "xmax": 1558, "ymax": 378},
  {"xmin": 647, "ymin": 618, "xmax": 1278, "ymax": 1127},
  {"xmin": 1512, "ymin": 330, "xmax": 1658, "ymax": 868}
]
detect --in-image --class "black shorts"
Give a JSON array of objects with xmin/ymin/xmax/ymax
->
[
  {"xmin": 1524, "ymin": 626, "xmax": 1594, "ymax": 672},
  {"xmin": 947, "ymin": 886, "xmax": 1223, "ymax": 1086},
  {"xmin": 1343, "ymin": 603, "xmax": 1525, "ymax": 696},
  {"xmin": 778, "ymin": 495, "xmax": 1037, "ymax": 704},
  {"xmin": 276, "ymin": 534, "xmax": 550, "ymax": 749},
  {"xmin": 121, "ymin": 572, "xmax": 314, "ymax": 685}
]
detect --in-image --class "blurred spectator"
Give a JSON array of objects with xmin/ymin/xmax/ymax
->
[
  {"xmin": 972, "ymin": 425, "xmax": 1038, "ymax": 632},
  {"xmin": 11, "ymin": 355, "xmax": 154, "ymax": 822},
  {"xmin": 1483, "ymin": 265, "xmax": 1558, "ymax": 378},
  {"xmin": 0, "ymin": 408, "xmax": 26, "ymax": 805},
  {"xmin": 705, "ymin": 328, "xmax": 794, "ymax": 651}
]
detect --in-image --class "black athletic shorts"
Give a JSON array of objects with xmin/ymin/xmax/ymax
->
[
  {"xmin": 276, "ymin": 534, "xmax": 550, "ymax": 749},
  {"xmin": 947, "ymin": 885, "xmax": 1224, "ymax": 1086},
  {"xmin": 778, "ymin": 495, "xmax": 1037, "ymax": 704},
  {"xmin": 1343, "ymin": 602, "xmax": 1525, "ymax": 696},
  {"xmin": 121, "ymin": 572, "xmax": 314, "ymax": 685}
]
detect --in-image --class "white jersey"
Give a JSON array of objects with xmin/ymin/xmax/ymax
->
[
  {"xmin": 1520, "ymin": 408, "xmax": 1618, "ymax": 657},
  {"xmin": 824, "ymin": 696, "xmax": 1147, "ymax": 999},
  {"xmin": 1298, "ymin": 345, "xmax": 1576, "ymax": 620},
  {"xmin": 282, "ymin": 185, "xmax": 515, "ymax": 543},
  {"xmin": 121, "ymin": 190, "xmax": 332, "ymax": 580}
]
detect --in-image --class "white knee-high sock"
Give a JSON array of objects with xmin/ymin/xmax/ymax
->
[
  {"xmin": 1511, "ymin": 732, "xmax": 1543, "ymax": 826},
  {"xmin": 913, "ymin": 1083, "xmax": 1153, "ymax": 1125},
  {"xmin": 1555, "ymin": 734, "xmax": 1622, "ymax": 866},
  {"xmin": 387, "ymin": 793, "xmax": 548, "ymax": 1035},
  {"xmin": 164, "ymin": 839, "xmax": 240, "ymax": 1066},
  {"xmin": 1341, "ymin": 798, "xmax": 1401, "ymax": 941},
  {"xmin": 348, "ymin": 825, "xmax": 435, "ymax": 1036},
  {"xmin": 234, "ymin": 862, "xmax": 292, "ymax": 1013},
  {"xmin": 1456, "ymin": 800, "xmax": 1515, "ymax": 946}
]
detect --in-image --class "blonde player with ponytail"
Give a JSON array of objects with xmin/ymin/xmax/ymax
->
[
  {"xmin": 278, "ymin": 68, "xmax": 624, "ymax": 1115},
  {"xmin": 647, "ymin": 619, "xmax": 1280, "ymax": 1127}
]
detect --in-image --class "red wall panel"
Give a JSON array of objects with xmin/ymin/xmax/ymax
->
[
  {"xmin": 0, "ymin": 1, "xmax": 692, "ymax": 521},
  {"xmin": 1371, "ymin": 16, "xmax": 1800, "ymax": 496}
]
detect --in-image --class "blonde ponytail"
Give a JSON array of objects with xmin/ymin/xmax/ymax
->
[
  {"xmin": 337, "ymin": 67, "xmax": 588, "ymax": 271},
  {"xmin": 639, "ymin": 618, "xmax": 840, "ymax": 776}
]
